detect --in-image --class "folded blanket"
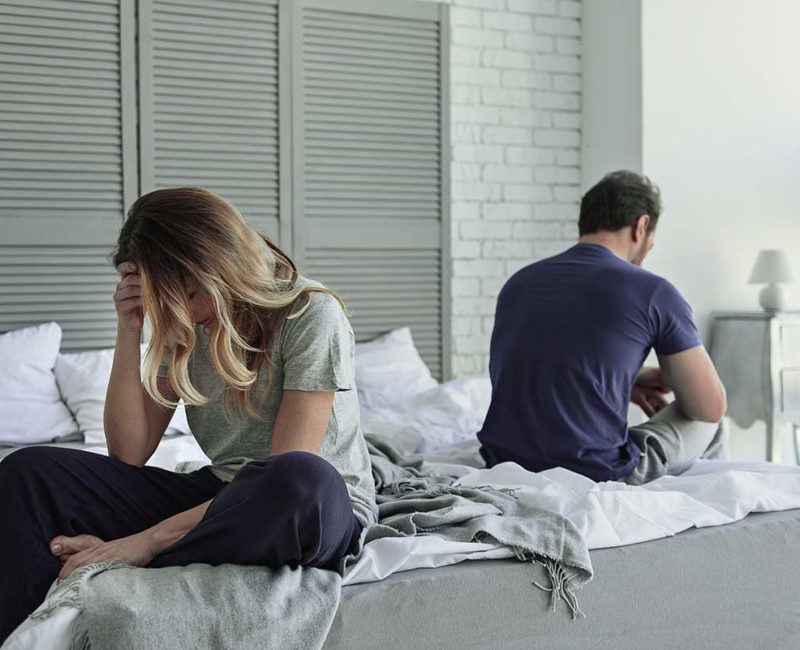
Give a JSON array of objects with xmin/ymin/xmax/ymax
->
[{"xmin": 25, "ymin": 436, "xmax": 592, "ymax": 649}]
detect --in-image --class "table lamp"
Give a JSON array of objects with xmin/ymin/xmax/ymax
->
[{"xmin": 749, "ymin": 249, "xmax": 794, "ymax": 313}]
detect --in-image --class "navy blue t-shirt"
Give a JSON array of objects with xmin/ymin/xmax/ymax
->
[{"xmin": 477, "ymin": 243, "xmax": 702, "ymax": 482}]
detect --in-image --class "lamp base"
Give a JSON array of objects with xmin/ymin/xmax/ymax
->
[{"xmin": 759, "ymin": 283, "xmax": 785, "ymax": 313}]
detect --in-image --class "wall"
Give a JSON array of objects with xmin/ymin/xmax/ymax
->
[
  {"xmin": 643, "ymin": 0, "xmax": 800, "ymax": 462},
  {"xmin": 426, "ymin": 0, "xmax": 583, "ymax": 377},
  {"xmin": 583, "ymin": 0, "xmax": 800, "ymax": 459},
  {"xmin": 641, "ymin": 0, "xmax": 800, "ymax": 340},
  {"xmin": 583, "ymin": 0, "xmax": 800, "ymax": 340}
]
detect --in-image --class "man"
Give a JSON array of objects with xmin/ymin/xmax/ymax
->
[{"xmin": 477, "ymin": 170, "xmax": 726, "ymax": 484}]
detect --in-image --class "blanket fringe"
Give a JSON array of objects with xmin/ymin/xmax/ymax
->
[
  {"xmin": 381, "ymin": 481, "xmax": 517, "ymax": 499},
  {"xmin": 30, "ymin": 560, "xmax": 127, "ymax": 621},
  {"xmin": 472, "ymin": 533, "xmax": 585, "ymax": 620},
  {"xmin": 29, "ymin": 560, "xmax": 129, "ymax": 650},
  {"xmin": 532, "ymin": 556, "xmax": 585, "ymax": 620}
]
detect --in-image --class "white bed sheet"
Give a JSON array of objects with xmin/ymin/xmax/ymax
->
[{"xmin": 345, "ymin": 442, "xmax": 800, "ymax": 584}]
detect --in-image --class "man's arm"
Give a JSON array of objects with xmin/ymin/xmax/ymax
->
[
  {"xmin": 632, "ymin": 367, "xmax": 671, "ymax": 416},
  {"xmin": 645, "ymin": 278, "xmax": 726, "ymax": 422},
  {"xmin": 657, "ymin": 346, "xmax": 727, "ymax": 422}
]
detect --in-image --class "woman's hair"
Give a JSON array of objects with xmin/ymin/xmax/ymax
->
[{"xmin": 110, "ymin": 186, "xmax": 346, "ymax": 424}]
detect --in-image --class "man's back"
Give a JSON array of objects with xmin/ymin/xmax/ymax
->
[{"xmin": 477, "ymin": 242, "xmax": 701, "ymax": 482}]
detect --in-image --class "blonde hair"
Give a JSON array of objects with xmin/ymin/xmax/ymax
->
[{"xmin": 111, "ymin": 187, "xmax": 347, "ymax": 424}]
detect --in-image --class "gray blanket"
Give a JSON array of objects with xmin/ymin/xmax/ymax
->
[
  {"xmin": 27, "ymin": 435, "xmax": 592, "ymax": 649},
  {"xmin": 365, "ymin": 436, "xmax": 593, "ymax": 617},
  {"xmin": 31, "ymin": 562, "xmax": 341, "ymax": 650}
]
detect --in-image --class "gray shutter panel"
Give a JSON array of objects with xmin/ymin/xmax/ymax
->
[
  {"xmin": 0, "ymin": 0, "xmax": 137, "ymax": 350},
  {"xmin": 139, "ymin": 0, "xmax": 282, "ymax": 241},
  {"xmin": 292, "ymin": 0, "xmax": 451, "ymax": 380}
]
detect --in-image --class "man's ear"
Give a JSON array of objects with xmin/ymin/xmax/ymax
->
[{"xmin": 632, "ymin": 214, "xmax": 651, "ymax": 242}]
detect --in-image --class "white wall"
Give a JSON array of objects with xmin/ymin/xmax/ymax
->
[
  {"xmin": 584, "ymin": 0, "xmax": 800, "ymax": 341},
  {"xmin": 425, "ymin": 0, "xmax": 583, "ymax": 377},
  {"xmin": 583, "ymin": 0, "xmax": 800, "ymax": 460},
  {"xmin": 642, "ymin": 0, "xmax": 800, "ymax": 341}
]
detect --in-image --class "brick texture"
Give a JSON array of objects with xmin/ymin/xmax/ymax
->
[{"xmin": 426, "ymin": 0, "xmax": 581, "ymax": 378}]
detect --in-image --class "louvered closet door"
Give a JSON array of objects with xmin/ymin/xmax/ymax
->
[
  {"xmin": 139, "ymin": 0, "xmax": 283, "ymax": 241},
  {"xmin": 292, "ymin": 0, "xmax": 451, "ymax": 380},
  {"xmin": 0, "ymin": 0, "xmax": 137, "ymax": 349}
]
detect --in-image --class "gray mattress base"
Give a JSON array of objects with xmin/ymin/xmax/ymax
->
[{"xmin": 325, "ymin": 509, "xmax": 800, "ymax": 650}]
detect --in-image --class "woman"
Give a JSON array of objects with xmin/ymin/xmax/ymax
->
[{"xmin": 0, "ymin": 187, "xmax": 377, "ymax": 643}]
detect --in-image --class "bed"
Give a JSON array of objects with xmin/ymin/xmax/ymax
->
[
  {"xmin": 3, "ymin": 425, "xmax": 800, "ymax": 649},
  {"xmin": 3, "ymin": 323, "xmax": 800, "ymax": 649}
]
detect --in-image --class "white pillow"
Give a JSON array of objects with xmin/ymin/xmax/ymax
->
[
  {"xmin": 360, "ymin": 377, "xmax": 492, "ymax": 453},
  {"xmin": 354, "ymin": 326, "xmax": 438, "ymax": 409},
  {"xmin": 55, "ymin": 344, "xmax": 192, "ymax": 446},
  {"xmin": 0, "ymin": 322, "xmax": 78, "ymax": 445}
]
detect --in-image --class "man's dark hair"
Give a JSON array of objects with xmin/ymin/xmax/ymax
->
[{"xmin": 578, "ymin": 170, "xmax": 662, "ymax": 236}]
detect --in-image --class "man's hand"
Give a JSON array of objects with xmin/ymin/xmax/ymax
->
[
  {"xmin": 632, "ymin": 366, "xmax": 672, "ymax": 417},
  {"xmin": 631, "ymin": 384, "xmax": 671, "ymax": 417},
  {"xmin": 635, "ymin": 367, "xmax": 670, "ymax": 391},
  {"xmin": 52, "ymin": 530, "xmax": 159, "ymax": 583}
]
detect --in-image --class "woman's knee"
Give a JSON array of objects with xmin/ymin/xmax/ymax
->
[
  {"xmin": 242, "ymin": 451, "xmax": 351, "ymax": 515},
  {"xmin": 247, "ymin": 451, "xmax": 340, "ymax": 488},
  {"xmin": 0, "ymin": 446, "xmax": 68, "ymax": 483}
]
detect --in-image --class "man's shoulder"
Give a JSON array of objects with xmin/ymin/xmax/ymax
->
[
  {"xmin": 501, "ymin": 250, "xmax": 567, "ymax": 290},
  {"xmin": 623, "ymin": 261, "xmax": 669, "ymax": 288}
]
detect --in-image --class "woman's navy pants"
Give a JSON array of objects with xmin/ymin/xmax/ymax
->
[{"xmin": 0, "ymin": 446, "xmax": 363, "ymax": 643}]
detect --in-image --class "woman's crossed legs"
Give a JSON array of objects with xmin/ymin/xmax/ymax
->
[{"xmin": 0, "ymin": 446, "xmax": 361, "ymax": 644}]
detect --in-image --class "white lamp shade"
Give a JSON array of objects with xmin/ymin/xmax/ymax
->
[{"xmin": 749, "ymin": 249, "xmax": 794, "ymax": 284}]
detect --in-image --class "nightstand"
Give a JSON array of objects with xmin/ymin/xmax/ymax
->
[{"xmin": 709, "ymin": 311, "xmax": 800, "ymax": 462}]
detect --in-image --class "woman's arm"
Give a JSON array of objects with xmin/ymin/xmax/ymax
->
[
  {"xmin": 141, "ymin": 390, "xmax": 335, "ymax": 556},
  {"xmin": 105, "ymin": 327, "xmax": 176, "ymax": 465},
  {"xmin": 58, "ymin": 388, "xmax": 337, "ymax": 580},
  {"xmin": 105, "ymin": 330, "xmax": 178, "ymax": 466},
  {"xmin": 105, "ymin": 262, "xmax": 176, "ymax": 465},
  {"xmin": 270, "ymin": 389, "xmax": 335, "ymax": 454},
  {"xmin": 143, "ymin": 499, "xmax": 213, "ymax": 554},
  {"xmin": 56, "ymin": 499, "xmax": 214, "ymax": 581}
]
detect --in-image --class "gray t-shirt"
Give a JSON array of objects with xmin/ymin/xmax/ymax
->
[{"xmin": 157, "ymin": 275, "xmax": 377, "ymax": 528}]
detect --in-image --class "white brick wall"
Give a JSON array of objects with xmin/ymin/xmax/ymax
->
[{"xmin": 427, "ymin": 0, "xmax": 582, "ymax": 377}]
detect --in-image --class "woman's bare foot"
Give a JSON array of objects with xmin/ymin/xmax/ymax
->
[{"xmin": 49, "ymin": 534, "xmax": 105, "ymax": 561}]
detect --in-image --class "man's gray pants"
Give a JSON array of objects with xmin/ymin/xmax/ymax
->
[{"xmin": 621, "ymin": 403, "xmax": 726, "ymax": 485}]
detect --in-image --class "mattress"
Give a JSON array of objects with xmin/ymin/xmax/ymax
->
[{"xmin": 326, "ymin": 508, "xmax": 800, "ymax": 650}]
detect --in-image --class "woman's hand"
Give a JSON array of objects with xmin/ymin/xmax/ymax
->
[
  {"xmin": 51, "ymin": 530, "xmax": 159, "ymax": 583},
  {"xmin": 114, "ymin": 261, "xmax": 144, "ymax": 334},
  {"xmin": 49, "ymin": 533, "xmax": 105, "ymax": 561}
]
